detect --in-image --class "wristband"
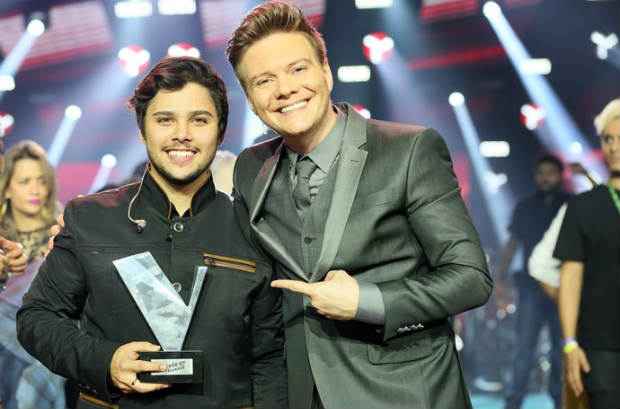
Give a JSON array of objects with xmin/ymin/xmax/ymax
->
[{"xmin": 563, "ymin": 340, "xmax": 579, "ymax": 354}]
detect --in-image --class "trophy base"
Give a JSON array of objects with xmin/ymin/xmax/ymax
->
[{"xmin": 137, "ymin": 350, "xmax": 203, "ymax": 384}]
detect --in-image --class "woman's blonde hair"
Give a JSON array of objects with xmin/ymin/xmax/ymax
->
[{"xmin": 0, "ymin": 140, "xmax": 59, "ymax": 238}]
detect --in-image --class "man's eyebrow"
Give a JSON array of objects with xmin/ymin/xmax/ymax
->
[
  {"xmin": 247, "ymin": 58, "xmax": 312, "ymax": 83},
  {"xmin": 151, "ymin": 110, "xmax": 214, "ymax": 117},
  {"xmin": 287, "ymin": 58, "xmax": 311, "ymax": 69},
  {"xmin": 189, "ymin": 110, "xmax": 214, "ymax": 118}
]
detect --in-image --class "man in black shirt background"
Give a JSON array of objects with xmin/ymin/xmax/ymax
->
[
  {"xmin": 497, "ymin": 154, "xmax": 570, "ymax": 409},
  {"xmin": 556, "ymin": 98, "xmax": 620, "ymax": 409}
]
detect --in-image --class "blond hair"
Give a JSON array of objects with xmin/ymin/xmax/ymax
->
[
  {"xmin": 0, "ymin": 140, "xmax": 59, "ymax": 238},
  {"xmin": 594, "ymin": 98, "xmax": 620, "ymax": 136}
]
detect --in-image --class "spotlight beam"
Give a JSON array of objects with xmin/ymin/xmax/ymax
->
[
  {"xmin": 452, "ymin": 98, "xmax": 511, "ymax": 243},
  {"xmin": 89, "ymin": 154, "xmax": 117, "ymax": 193},
  {"xmin": 48, "ymin": 106, "xmax": 83, "ymax": 167},
  {"xmin": 483, "ymin": 1, "xmax": 604, "ymax": 182},
  {"xmin": 483, "ymin": 1, "xmax": 604, "ymax": 176},
  {"xmin": 0, "ymin": 27, "xmax": 44, "ymax": 100}
]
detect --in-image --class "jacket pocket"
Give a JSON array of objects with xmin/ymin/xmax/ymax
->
[
  {"xmin": 203, "ymin": 252, "xmax": 257, "ymax": 274},
  {"xmin": 367, "ymin": 333, "xmax": 432, "ymax": 364}
]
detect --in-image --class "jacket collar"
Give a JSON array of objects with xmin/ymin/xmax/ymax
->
[{"xmin": 140, "ymin": 168, "xmax": 216, "ymax": 219}]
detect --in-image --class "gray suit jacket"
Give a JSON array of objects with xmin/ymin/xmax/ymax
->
[{"xmin": 233, "ymin": 104, "xmax": 492, "ymax": 409}]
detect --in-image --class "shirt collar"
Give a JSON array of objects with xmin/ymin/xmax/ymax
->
[
  {"xmin": 141, "ymin": 167, "xmax": 216, "ymax": 219},
  {"xmin": 286, "ymin": 107, "xmax": 346, "ymax": 172}
]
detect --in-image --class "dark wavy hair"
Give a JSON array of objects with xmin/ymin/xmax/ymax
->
[{"xmin": 128, "ymin": 57, "xmax": 229, "ymax": 141}]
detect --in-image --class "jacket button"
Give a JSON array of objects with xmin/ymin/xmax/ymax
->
[{"xmin": 172, "ymin": 222, "xmax": 184, "ymax": 232}]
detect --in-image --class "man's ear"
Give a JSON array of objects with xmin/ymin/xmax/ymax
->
[{"xmin": 323, "ymin": 62, "xmax": 334, "ymax": 92}]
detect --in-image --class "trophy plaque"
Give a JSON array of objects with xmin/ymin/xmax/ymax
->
[{"xmin": 113, "ymin": 252, "xmax": 206, "ymax": 384}]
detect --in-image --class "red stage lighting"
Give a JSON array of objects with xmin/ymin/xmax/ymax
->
[
  {"xmin": 167, "ymin": 42, "xmax": 200, "ymax": 58},
  {"xmin": 520, "ymin": 103, "xmax": 546, "ymax": 130},
  {"xmin": 362, "ymin": 32, "xmax": 394, "ymax": 64},
  {"xmin": 0, "ymin": 112, "xmax": 15, "ymax": 137},
  {"xmin": 118, "ymin": 45, "xmax": 151, "ymax": 77},
  {"xmin": 352, "ymin": 104, "xmax": 371, "ymax": 119}
]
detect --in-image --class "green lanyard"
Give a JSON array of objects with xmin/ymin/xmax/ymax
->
[{"xmin": 608, "ymin": 184, "xmax": 620, "ymax": 216}]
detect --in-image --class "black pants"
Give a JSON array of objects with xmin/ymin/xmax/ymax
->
[
  {"xmin": 506, "ymin": 275, "xmax": 562, "ymax": 409},
  {"xmin": 584, "ymin": 349, "xmax": 620, "ymax": 409}
]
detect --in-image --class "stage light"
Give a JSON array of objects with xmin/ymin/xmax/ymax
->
[
  {"xmin": 451, "ymin": 97, "xmax": 512, "ymax": 242},
  {"xmin": 101, "ymin": 154, "xmax": 118, "ymax": 169},
  {"xmin": 114, "ymin": 0, "xmax": 153, "ymax": 18},
  {"xmin": 482, "ymin": 1, "xmax": 502, "ymax": 19},
  {"xmin": 520, "ymin": 58, "xmax": 552, "ymax": 75},
  {"xmin": 355, "ymin": 0, "xmax": 393, "ymax": 9},
  {"xmin": 591, "ymin": 31, "xmax": 618, "ymax": 60},
  {"xmin": 26, "ymin": 19, "xmax": 46, "ymax": 37},
  {"xmin": 479, "ymin": 141, "xmax": 510, "ymax": 158},
  {"xmin": 484, "ymin": 171, "xmax": 508, "ymax": 193},
  {"xmin": 167, "ymin": 42, "xmax": 201, "ymax": 58},
  {"xmin": 158, "ymin": 0, "xmax": 196, "ymax": 15},
  {"xmin": 0, "ymin": 112, "xmax": 15, "ymax": 137},
  {"xmin": 520, "ymin": 103, "xmax": 546, "ymax": 130},
  {"xmin": 0, "ymin": 12, "xmax": 48, "ymax": 101},
  {"xmin": 352, "ymin": 104, "xmax": 371, "ymax": 119},
  {"xmin": 485, "ymin": 0, "xmax": 602, "ymax": 180},
  {"xmin": 65, "ymin": 105, "xmax": 82, "ymax": 120},
  {"xmin": 570, "ymin": 141, "xmax": 583, "ymax": 155},
  {"xmin": 0, "ymin": 75, "xmax": 15, "ymax": 92},
  {"xmin": 89, "ymin": 154, "xmax": 119, "ymax": 193},
  {"xmin": 337, "ymin": 65, "xmax": 371, "ymax": 83},
  {"xmin": 362, "ymin": 32, "xmax": 394, "ymax": 64},
  {"xmin": 449, "ymin": 92, "xmax": 465, "ymax": 107},
  {"xmin": 118, "ymin": 45, "xmax": 151, "ymax": 77},
  {"xmin": 49, "ymin": 106, "xmax": 84, "ymax": 166}
]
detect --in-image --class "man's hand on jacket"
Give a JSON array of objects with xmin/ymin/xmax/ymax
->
[{"xmin": 271, "ymin": 270, "xmax": 359, "ymax": 320}]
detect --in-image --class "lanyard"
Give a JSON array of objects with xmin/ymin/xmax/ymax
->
[{"xmin": 608, "ymin": 184, "xmax": 620, "ymax": 216}]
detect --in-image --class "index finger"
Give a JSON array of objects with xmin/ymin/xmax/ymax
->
[
  {"xmin": 129, "ymin": 359, "xmax": 168, "ymax": 373},
  {"xmin": 271, "ymin": 279, "xmax": 314, "ymax": 296}
]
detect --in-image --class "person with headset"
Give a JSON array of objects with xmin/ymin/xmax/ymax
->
[{"xmin": 16, "ymin": 57, "xmax": 287, "ymax": 409}]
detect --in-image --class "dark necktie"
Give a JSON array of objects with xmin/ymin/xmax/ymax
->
[{"xmin": 292, "ymin": 157, "xmax": 317, "ymax": 215}]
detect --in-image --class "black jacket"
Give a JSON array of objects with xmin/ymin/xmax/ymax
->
[{"xmin": 16, "ymin": 173, "xmax": 287, "ymax": 409}]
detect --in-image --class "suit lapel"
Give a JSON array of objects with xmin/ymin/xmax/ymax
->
[
  {"xmin": 249, "ymin": 142, "xmax": 308, "ymax": 281},
  {"xmin": 311, "ymin": 105, "xmax": 368, "ymax": 282}
]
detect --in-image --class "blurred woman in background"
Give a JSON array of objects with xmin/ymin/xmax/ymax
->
[{"xmin": 0, "ymin": 140, "xmax": 64, "ymax": 409}]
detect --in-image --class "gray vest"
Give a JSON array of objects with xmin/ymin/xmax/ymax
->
[{"xmin": 263, "ymin": 154, "xmax": 338, "ymax": 281}]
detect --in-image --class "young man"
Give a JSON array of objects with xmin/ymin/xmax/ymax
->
[
  {"xmin": 556, "ymin": 98, "xmax": 620, "ymax": 409},
  {"xmin": 226, "ymin": 3, "xmax": 492, "ymax": 409},
  {"xmin": 16, "ymin": 57, "xmax": 287, "ymax": 409},
  {"xmin": 496, "ymin": 154, "xmax": 569, "ymax": 409}
]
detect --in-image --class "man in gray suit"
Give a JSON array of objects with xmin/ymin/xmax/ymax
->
[{"xmin": 227, "ymin": 2, "xmax": 493, "ymax": 409}]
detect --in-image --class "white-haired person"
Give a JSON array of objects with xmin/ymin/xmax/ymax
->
[{"xmin": 555, "ymin": 98, "xmax": 620, "ymax": 409}]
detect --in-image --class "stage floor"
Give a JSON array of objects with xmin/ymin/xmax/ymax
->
[{"xmin": 472, "ymin": 393, "xmax": 554, "ymax": 409}]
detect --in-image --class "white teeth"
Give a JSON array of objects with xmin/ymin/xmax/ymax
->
[
  {"xmin": 280, "ymin": 100, "xmax": 307, "ymax": 113},
  {"xmin": 168, "ymin": 150, "xmax": 195, "ymax": 159}
]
